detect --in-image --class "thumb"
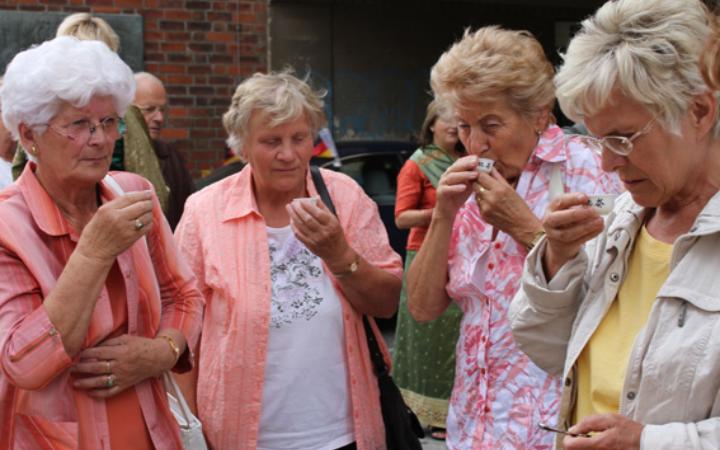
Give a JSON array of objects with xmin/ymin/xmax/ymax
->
[{"xmin": 569, "ymin": 413, "xmax": 616, "ymax": 434}]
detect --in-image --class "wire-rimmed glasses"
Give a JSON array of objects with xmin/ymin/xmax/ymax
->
[
  {"xmin": 44, "ymin": 116, "xmax": 123, "ymax": 144},
  {"xmin": 576, "ymin": 119, "xmax": 655, "ymax": 157}
]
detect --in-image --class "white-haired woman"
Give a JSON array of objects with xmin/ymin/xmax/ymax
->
[
  {"xmin": 0, "ymin": 37, "xmax": 202, "ymax": 449},
  {"xmin": 407, "ymin": 27, "xmax": 621, "ymax": 449},
  {"xmin": 510, "ymin": 0, "xmax": 720, "ymax": 449},
  {"xmin": 174, "ymin": 71, "xmax": 403, "ymax": 450}
]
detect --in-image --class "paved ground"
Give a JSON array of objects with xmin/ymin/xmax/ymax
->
[{"xmin": 382, "ymin": 329, "xmax": 448, "ymax": 450}]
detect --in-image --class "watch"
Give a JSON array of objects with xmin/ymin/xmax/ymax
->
[
  {"xmin": 526, "ymin": 229, "xmax": 546, "ymax": 251},
  {"xmin": 332, "ymin": 255, "xmax": 360, "ymax": 278}
]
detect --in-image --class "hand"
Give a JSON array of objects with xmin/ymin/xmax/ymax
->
[
  {"xmin": 286, "ymin": 197, "xmax": 353, "ymax": 270},
  {"xmin": 542, "ymin": 193, "xmax": 604, "ymax": 277},
  {"xmin": 474, "ymin": 168, "xmax": 541, "ymax": 244},
  {"xmin": 433, "ymin": 155, "xmax": 480, "ymax": 221},
  {"xmin": 71, "ymin": 334, "xmax": 174, "ymax": 398},
  {"xmin": 564, "ymin": 414, "xmax": 643, "ymax": 450},
  {"xmin": 76, "ymin": 191, "xmax": 155, "ymax": 263}
]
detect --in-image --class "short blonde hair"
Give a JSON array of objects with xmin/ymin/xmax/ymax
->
[
  {"xmin": 430, "ymin": 26, "xmax": 555, "ymax": 119},
  {"xmin": 56, "ymin": 13, "xmax": 120, "ymax": 52},
  {"xmin": 556, "ymin": 0, "xmax": 717, "ymax": 136},
  {"xmin": 701, "ymin": 14, "xmax": 720, "ymax": 90},
  {"xmin": 222, "ymin": 70, "xmax": 326, "ymax": 155}
]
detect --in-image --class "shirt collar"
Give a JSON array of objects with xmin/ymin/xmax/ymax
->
[
  {"xmin": 17, "ymin": 162, "xmax": 73, "ymax": 237},
  {"xmin": 220, "ymin": 165, "xmax": 318, "ymax": 222},
  {"xmin": 530, "ymin": 124, "xmax": 568, "ymax": 164}
]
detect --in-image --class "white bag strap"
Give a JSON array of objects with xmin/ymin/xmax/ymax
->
[
  {"xmin": 103, "ymin": 174, "xmax": 125, "ymax": 196},
  {"xmin": 163, "ymin": 372, "xmax": 195, "ymax": 426}
]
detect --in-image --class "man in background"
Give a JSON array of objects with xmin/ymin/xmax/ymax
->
[{"xmin": 134, "ymin": 71, "xmax": 194, "ymax": 229}]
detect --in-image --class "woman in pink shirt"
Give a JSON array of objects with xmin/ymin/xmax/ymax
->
[
  {"xmin": 175, "ymin": 71, "xmax": 403, "ymax": 450},
  {"xmin": 0, "ymin": 37, "xmax": 203, "ymax": 449}
]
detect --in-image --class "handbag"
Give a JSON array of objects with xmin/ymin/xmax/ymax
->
[
  {"xmin": 163, "ymin": 372, "xmax": 208, "ymax": 450},
  {"xmin": 102, "ymin": 174, "xmax": 208, "ymax": 450},
  {"xmin": 310, "ymin": 166, "xmax": 425, "ymax": 450}
]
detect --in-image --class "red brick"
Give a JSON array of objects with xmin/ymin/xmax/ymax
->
[
  {"xmin": 163, "ymin": 9, "xmax": 193, "ymax": 20},
  {"xmin": 162, "ymin": 128, "xmax": 190, "ymax": 140},
  {"xmin": 157, "ymin": 64, "xmax": 186, "ymax": 74},
  {"xmin": 206, "ymin": 32, "xmax": 234, "ymax": 42}
]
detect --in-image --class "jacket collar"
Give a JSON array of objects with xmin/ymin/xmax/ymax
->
[
  {"xmin": 530, "ymin": 125, "xmax": 569, "ymax": 164},
  {"xmin": 220, "ymin": 164, "xmax": 319, "ymax": 222}
]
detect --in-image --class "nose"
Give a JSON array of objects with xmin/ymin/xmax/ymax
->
[
  {"xmin": 600, "ymin": 146, "xmax": 626, "ymax": 173},
  {"xmin": 463, "ymin": 127, "xmax": 490, "ymax": 156},
  {"xmin": 86, "ymin": 124, "xmax": 111, "ymax": 145},
  {"xmin": 276, "ymin": 140, "xmax": 295, "ymax": 161}
]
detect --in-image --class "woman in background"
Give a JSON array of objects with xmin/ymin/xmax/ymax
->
[{"xmin": 391, "ymin": 98, "xmax": 464, "ymax": 440}]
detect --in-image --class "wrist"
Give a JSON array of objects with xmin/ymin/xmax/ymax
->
[
  {"xmin": 327, "ymin": 248, "xmax": 360, "ymax": 278},
  {"xmin": 156, "ymin": 335, "xmax": 180, "ymax": 370},
  {"xmin": 515, "ymin": 221, "xmax": 544, "ymax": 250}
]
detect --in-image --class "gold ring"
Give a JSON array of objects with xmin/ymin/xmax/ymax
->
[
  {"xmin": 105, "ymin": 361, "xmax": 111, "ymax": 374},
  {"xmin": 478, "ymin": 186, "xmax": 486, "ymax": 194},
  {"xmin": 106, "ymin": 374, "xmax": 116, "ymax": 388},
  {"xmin": 134, "ymin": 219, "xmax": 144, "ymax": 230}
]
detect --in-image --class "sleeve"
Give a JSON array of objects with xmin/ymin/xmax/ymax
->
[
  {"xmin": 394, "ymin": 160, "xmax": 425, "ymax": 218},
  {"xmin": 641, "ymin": 416, "xmax": 720, "ymax": 450},
  {"xmin": 145, "ymin": 184, "xmax": 204, "ymax": 373},
  {"xmin": 508, "ymin": 237, "xmax": 589, "ymax": 376},
  {"xmin": 0, "ymin": 247, "xmax": 73, "ymax": 390},
  {"xmin": 338, "ymin": 177, "xmax": 403, "ymax": 280}
]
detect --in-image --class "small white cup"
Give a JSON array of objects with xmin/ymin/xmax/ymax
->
[
  {"xmin": 477, "ymin": 158, "xmax": 495, "ymax": 173},
  {"xmin": 587, "ymin": 194, "xmax": 616, "ymax": 215},
  {"xmin": 294, "ymin": 196, "xmax": 320, "ymax": 208}
]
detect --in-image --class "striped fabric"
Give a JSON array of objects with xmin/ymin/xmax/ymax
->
[{"xmin": 0, "ymin": 163, "xmax": 203, "ymax": 450}]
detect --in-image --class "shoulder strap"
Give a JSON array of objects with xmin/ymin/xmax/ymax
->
[
  {"xmin": 310, "ymin": 166, "xmax": 337, "ymax": 215},
  {"xmin": 309, "ymin": 166, "xmax": 388, "ymax": 377}
]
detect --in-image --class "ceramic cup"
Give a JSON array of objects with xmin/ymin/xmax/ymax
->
[
  {"xmin": 587, "ymin": 194, "xmax": 616, "ymax": 215},
  {"xmin": 294, "ymin": 197, "xmax": 320, "ymax": 208},
  {"xmin": 477, "ymin": 158, "xmax": 495, "ymax": 173}
]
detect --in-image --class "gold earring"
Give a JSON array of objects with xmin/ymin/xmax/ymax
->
[
  {"xmin": 535, "ymin": 129, "xmax": 542, "ymax": 136},
  {"xmin": 30, "ymin": 145, "xmax": 37, "ymax": 155}
]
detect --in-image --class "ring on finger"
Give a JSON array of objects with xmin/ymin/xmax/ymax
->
[
  {"xmin": 105, "ymin": 361, "xmax": 111, "ymax": 374},
  {"xmin": 134, "ymin": 219, "xmax": 144, "ymax": 231},
  {"xmin": 477, "ymin": 186, "xmax": 486, "ymax": 194},
  {"xmin": 106, "ymin": 374, "xmax": 116, "ymax": 388}
]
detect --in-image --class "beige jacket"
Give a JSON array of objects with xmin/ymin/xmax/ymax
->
[{"xmin": 509, "ymin": 191, "xmax": 720, "ymax": 450}]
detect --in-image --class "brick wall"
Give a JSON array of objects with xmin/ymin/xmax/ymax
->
[{"xmin": 0, "ymin": 0, "xmax": 268, "ymax": 177}]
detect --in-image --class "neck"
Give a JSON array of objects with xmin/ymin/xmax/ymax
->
[
  {"xmin": 35, "ymin": 166, "xmax": 98, "ymax": 229},
  {"xmin": 648, "ymin": 143, "xmax": 720, "ymax": 242},
  {"xmin": 252, "ymin": 177, "xmax": 306, "ymax": 228}
]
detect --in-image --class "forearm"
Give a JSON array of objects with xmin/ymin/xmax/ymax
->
[
  {"xmin": 395, "ymin": 209, "xmax": 433, "ymax": 229},
  {"xmin": 329, "ymin": 252, "xmax": 401, "ymax": 318},
  {"xmin": 406, "ymin": 215, "xmax": 454, "ymax": 322},
  {"xmin": 43, "ymin": 250, "xmax": 114, "ymax": 356}
]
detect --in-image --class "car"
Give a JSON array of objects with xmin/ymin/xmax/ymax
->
[{"xmin": 317, "ymin": 141, "xmax": 415, "ymax": 262}]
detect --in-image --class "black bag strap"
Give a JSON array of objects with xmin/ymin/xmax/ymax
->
[{"xmin": 309, "ymin": 166, "xmax": 389, "ymax": 378}]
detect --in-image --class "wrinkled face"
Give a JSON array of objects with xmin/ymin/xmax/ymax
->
[
  {"xmin": 243, "ymin": 111, "xmax": 314, "ymax": 199},
  {"xmin": 134, "ymin": 79, "xmax": 167, "ymax": 140},
  {"xmin": 30, "ymin": 95, "xmax": 119, "ymax": 187},
  {"xmin": 456, "ymin": 99, "xmax": 541, "ymax": 181},
  {"xmin": 585, "ymin": 90, "xmax": 705, "ymax": 208},
  {"xmin": 432, "ymin": 115, "xmax": 459, "ymax": 151}
]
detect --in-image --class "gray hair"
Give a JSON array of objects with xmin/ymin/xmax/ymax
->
[
  {"xmin": 555, "ymin": 0, "xmax": 717, "ymax": 136},
  {"xmin": 222, "ymin": 70, "xmax": 326, "ymax": 155},
  {"xmin": 0, "ymin": 36, "xmax": 135, "ymax": 141}
]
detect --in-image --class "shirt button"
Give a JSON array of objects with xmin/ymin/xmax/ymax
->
[
  {"xmin": 49, "ymin": 327, "xmax": 58, "ymax": 336},
  {"xmin": 609, "ymin": 272, "xmax": 620, "ymax": 282},
  {"xmin": 494, "ymin": 242, "xmax": 501, "ymax": 249},
  {"xmin": 484, "ymin": 405, "xmax": 491, "ymax": 413},
  {"xmin": 487, "ymin": 263, "xmax": 494, "ymax": 270},
  {"xmin": 626, "ymin": 391, "xmax": 636, "ymax": 400}
]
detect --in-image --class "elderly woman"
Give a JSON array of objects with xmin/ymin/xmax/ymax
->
[
  {"xmin": 0, "ymin": 37, "xmax": 202, "ymax": 449},
  {"xmin": 174, "ymin": 71, "xmax": 402, "ymax": 450},
  {"xmin": 407, "ymin": 27, "xmax": 621, "ymax": 449},
  {"xmin": 391, "ymin": 98, "xmax": 464, "ymax": 440},
  {"xmin": 510, "ymin": 0, "xmax": 720, "ymax": 449}
]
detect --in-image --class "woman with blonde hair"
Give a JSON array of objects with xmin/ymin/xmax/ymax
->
[
  {"xmin": 175, "ymin": 70, "xmax": 403, "ymax": 449},
  {"xmin": 407, "ymin": 27, "xmax": 621, "ymax": 449},
  {"xmin": 511, "ymin": 0, "xmax": 720, "ymax": 448}
]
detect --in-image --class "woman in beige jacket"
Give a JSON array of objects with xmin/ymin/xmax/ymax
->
[{"xmin": 510, "ymin": 0, "xmax": 720, "ymax": 449}]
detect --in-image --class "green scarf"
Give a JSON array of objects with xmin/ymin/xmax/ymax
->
[{"xmin": 408, "ymin": 143, "xmax": 457, "ymax": 188}]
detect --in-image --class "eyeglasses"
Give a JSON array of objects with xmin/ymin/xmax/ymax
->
[
  {"xmin": 136, "ymin": 104, "xmax": 168, "ymax": 117},
  {"xmin": 581, "ymin": 119, "xmax": 655, "ymax": 157},
  {"xmin": 45, "ymin": 116, "xmax": 123, "ymax": 144}
]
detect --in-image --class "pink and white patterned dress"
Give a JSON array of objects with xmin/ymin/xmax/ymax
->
[{"xmin": 445, "ymin": 125, "xmax": 622, "ymax": 449}]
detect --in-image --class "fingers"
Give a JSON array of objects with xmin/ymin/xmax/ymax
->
[
  {"xmin": 106, "ymin": 190, "xmax": 153, "ymax": 208},
  {"xmin": 72, "ymin": 359, "xmax": 114, "ymax": 375},
  {"xmin": 73, "ymin": 373, "xmax": 118, "ymax": 390},
  {"xmin": 548, "ymin": 193, "xmax": 590, "ymax": 213},
  {"xmin": 79, "ymin": 345, "xmax": 123, "ymax": 361},
  {"xmin": 570, "ymin": 414, "xmax": 619, "ymax": 434}
]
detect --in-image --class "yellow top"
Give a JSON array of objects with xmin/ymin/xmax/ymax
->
[{"xmin": 574, "ymin": 225, "xmax": 672, "ymax": 423}]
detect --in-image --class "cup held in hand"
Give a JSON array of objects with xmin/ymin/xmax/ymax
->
[
  {"xmin": 587, "ymin": 194, "xmax": 616, "ymax": 215},
  {"xmin": 477, "ymin": 158, "xmax": 495, "ymax": 173}
]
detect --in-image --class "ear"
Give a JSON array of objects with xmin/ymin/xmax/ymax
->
[
  {"xmin": 690, "ymin": 90, "xmax": 717, "ymax": 140},
  {"xmin": 17, "ymin": 123, "xmax": 39, "ymax": 153},
  {"xmin": 531, "ymin": 107, "xmax": 551, "ymax": 134}
]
